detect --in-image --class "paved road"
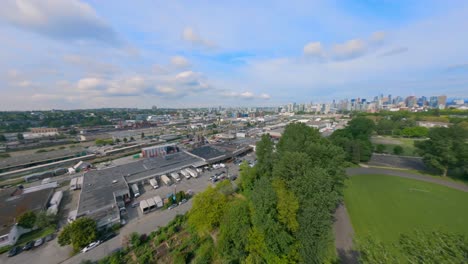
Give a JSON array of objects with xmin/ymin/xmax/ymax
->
[{"xmin": 334, "ymin": 167, "xmax": 468, "ymax": 263}]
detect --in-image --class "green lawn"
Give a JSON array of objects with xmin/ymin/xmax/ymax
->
[
  {"xmin": 344, "ymin": 174, "xmax": 468, "ymax": 246},
  {"xmin": 15, "ymin": 226, "xmax": 55, "ymax": 246},
  {"xmin": 371, "ymin": 136, "xmax": 423, "ymax": 156}
]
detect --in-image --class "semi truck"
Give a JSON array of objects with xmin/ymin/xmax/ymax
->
[
  {"xmin": 131, "ymin": 184, "xmax": 140, "ymax": 198},
  {"xmin": 180, "ymin": 169, "xmax": 191, "ymax": 179},
  {"xmin": 170, "ymin": 172, "xmax": 181, "ymax": 182},
  {"xmin": 149, "ymin": 178, "xmax": 159, "ymax": 189},
  {"xmin": 160, "ymin": 175, "xmax": 172, "ymax": 185},
  {"xmin": 186, "ymin": 168, "xmax": 198, "ymax": 178}
]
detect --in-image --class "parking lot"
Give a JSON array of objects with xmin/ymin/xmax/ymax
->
[{"xmin": 1, "ymin": 152, "xmax": 256, "ymax": 264}]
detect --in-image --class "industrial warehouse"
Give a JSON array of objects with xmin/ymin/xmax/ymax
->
[{"xmin": 71, "ymin": 141, "xmax": 253, "ymax": 228}]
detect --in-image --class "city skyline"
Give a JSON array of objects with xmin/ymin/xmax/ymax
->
[{"xmin": 1, "ymin": 1, "xmax": 468, "ymax": 110}]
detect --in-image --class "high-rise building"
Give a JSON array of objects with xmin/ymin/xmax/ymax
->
[
  {"xmin": 437, "ymin": 95, "xmax": 447, "ymax": 109},
  {"xmin": 405, "ymin": 96, "xmax": 417, "ymax": 107},
  {"xmin": 429, "ymin": 96, "xmax": 438, "ymax": 108}
]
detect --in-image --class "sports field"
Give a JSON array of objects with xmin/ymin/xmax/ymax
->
[{"xmin": 344, "ymin": 174, "xmax": 468, "ymax": 245}]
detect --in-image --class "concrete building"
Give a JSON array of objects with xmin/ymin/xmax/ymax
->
[{"xmin": 76, "ymin": 168, "xmax": 130, "ymax": 229}]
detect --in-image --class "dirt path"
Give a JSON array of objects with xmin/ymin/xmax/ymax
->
[{"xmin": 334, "ymin": 167, "xmax": 468, "ymax": 263}]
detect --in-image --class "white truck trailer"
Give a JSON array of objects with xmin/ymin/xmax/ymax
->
[
  {"xmin": 180, "ymin": 169, "xmax": 191, "ymax": 179},
  {"xmin": 186, "ymin": 168, "xmax": 198, "ymax": 178},
  {"xmin": 170, "ymin": 172, "xmax": 181, "ymax": 182},
  {"xmin": 161, "ymin": 175, "xmax": 172, "ymax": 185},
  {"xmin": 149, "ymin": 178, "xmax": 159, "ymax": 189}
]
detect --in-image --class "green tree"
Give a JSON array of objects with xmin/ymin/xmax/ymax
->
[
  {"xmin": 218, "ymin": 199, "xmax": 251, "ymax": 263},
  {"xmin": 123, "ymin": 137, "xmax": 128, "ymax": 143},
  {"xmin": 58, "ymin": 217, "xmax": 97, "ymax": 251},
  {"xmin": 188, "ymin": 186, "xmax": 228, "ymax": 235},
  {"xmin": 17, "ymin": 211, "xmax": 36, "ymax": 229},
  {"xmin": 256, "ymin": 134, "xmax": 275, "ymax": 176},
  {"xmin": 415, "ymin": 125, "xmax": 468, "ymax": 176},
  {"xmin": 115, "ymin": 138, "xmax": 120, "ymax": 143},
  {"xmin": 375, "ymin": 144, "xmax": 386, "ymax": 153},
  {"xmin": 35, "ymin": 211, "xmax": 57, "ymax": 229},
  {"xmin": 272, "ymin": 179, "xmax": 299, "ymax": 233},
  {"xmin": 393, "ymin": 145, "xmax": 404, "ymax": 155},
  {"xmin": 346, "ymin": 117, "xmax": 375, "ymax": 140},
  {"xmin": 17, "ymin": 133, "xmax": 24, "ymax": 140},
  {"xmin": 141, "ymin": 132, "xmax": 145, "ymax": 139},
  {"xmin": 0, "ymin": 134, "xmax": 6, "ymax": 142}
]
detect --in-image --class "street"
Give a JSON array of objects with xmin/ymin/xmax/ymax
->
[{"xmin": 1, "ymin": 160, "xmax": 244, "ymax": 264}]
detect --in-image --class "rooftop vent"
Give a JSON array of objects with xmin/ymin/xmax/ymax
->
[{"xmin": 112, "ymin": 180, "xmax": 118, "ymax": 184}]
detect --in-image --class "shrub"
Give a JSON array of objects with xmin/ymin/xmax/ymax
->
[
  {"xmin": 375, "ymin": 144, "xmax": 386, "ymax": 153},
  {"xmin": 393, "ymin": 145, "xmax": 404, "ymax": 155}
]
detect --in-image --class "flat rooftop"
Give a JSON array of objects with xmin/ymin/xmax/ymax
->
[
  {"xmin": 0, "ymin": 187, "xmax": 54, "ymax": 236},
  {"xmin": 77, "ymin": 167, "xmax": 128, "ymax": 216},
  {"xmin": 190, "ymin": 142, "xmax": 253, "ymax": 163},
  {"xmin": 190, "ymin": 145, "xmax": 227, "ymax": 161},
  {"xmin": 125, "ymin": 151, "xmax": 206, "ymax": 183}
]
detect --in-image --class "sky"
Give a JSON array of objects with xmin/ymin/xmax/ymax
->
[{"xmin": 0, "ymin": 0, "xmax": 467, "ymax": 110}]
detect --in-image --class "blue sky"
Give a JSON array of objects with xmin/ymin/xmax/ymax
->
[{"xmin": 0, "ymin": 0, "xmax": 467, "ymax": 110}]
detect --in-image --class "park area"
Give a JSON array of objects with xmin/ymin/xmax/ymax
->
[
  {"xmin": 371, "ymin": 136, "xmax": 422, "ymax": 156},
  {"xmin": 344, "ymin": 174, "xmax": 468, "ymax": 258}
]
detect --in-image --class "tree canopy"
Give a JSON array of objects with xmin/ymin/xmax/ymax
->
[
  {"xmin": 415, "ymin": 124, "xmax": 468, "ymax": 177},
  {"xmin": 58, "ymin": 217, "xmax": 98, "ymax": 252},
  {"xmin": 17, "ymin": 211, "xmax": 36, "ymax": 229}
]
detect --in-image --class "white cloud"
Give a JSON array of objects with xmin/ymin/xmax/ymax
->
[
  {"xmin": 331, "ymin": 39, "xmax": 367, "ymax": 60},
  {"xmin": 170, "ymin": 56, "xmax": 190, "ymax": 68},
  {"xmin": 303, "ymin": 42, "xmax": 324, "ymax": 57},
  {"xmin": 221, "ymin": 90, "xmax": 270, "ymax": 100},
  {"xmin": 182, "ymin": 27, "xmax": 216, "ymax": 48},
  {"xmin": 370, "ymin": 31, "xmax": 386, "ymax": 44},
  {"xmin": 0, "ymin": 0, "xmax": 120, "ymax": 45},
  {"xmin": 156, "ymin": 86, "xmax": 177, "ymax": 95},
  {"xmin": 77, "ymin": 77, "xmax": 106, "ymax": 91}
]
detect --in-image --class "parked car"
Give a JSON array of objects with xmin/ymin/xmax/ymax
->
[
  {"xmin": 168, "ymin": 204, "xmax": 178, "ymax": 210},
  {"xmin": 179, "ymin": 199, "xmax": 187, "ymax": 205},
  {"xmin": 34, "ymin": 238, "xmax": 44, "ymax": 247},
  {"xmin": 23, "ymin": 241, "xmax": 34, "ymax": 250},
  {"xmin": 44, "ymin": 234, "xmax": 55, "ymax": 242},
  {"xmin": 8, "ymin": 246, "xmax": 21, "ymax": 257},
  {"xmin": 81, "ymin": 240, "xmax": 101, "ymax": 253}
]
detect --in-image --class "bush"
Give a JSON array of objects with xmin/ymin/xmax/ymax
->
[
  {"xmin": 393, "ymin": 145, "xmax": 404, "ymax": 155},
  {"xmin": 0, "ymin": 153, "xmax": 10, "ymax": 158},
  {"xmin": 375, "ymin": 144, "xmax": 386, "ymax": 153},
  {"xmin": 111, "ymin": 223, "xmax": 121, "ymax": 232}
]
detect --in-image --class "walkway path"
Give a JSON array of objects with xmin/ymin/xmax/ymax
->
[{"xmin": 334, "ymin": 167, "xmax": 468, "ymax": 264}]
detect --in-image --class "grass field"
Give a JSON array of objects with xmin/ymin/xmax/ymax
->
[
  {"xmin": 371, "ymin": 136, "xmax": 423, "ymax": 156},
  {"xmin": 344, "ymin": 174, "xmax": 468, "ymax": 246}
]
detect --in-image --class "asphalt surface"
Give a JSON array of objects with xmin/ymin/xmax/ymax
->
[
  {"xmin": 334, "ymin": 167, "xmax": 468, "ymax": 264},
  {"xmin": 367, "ymin": 153, "xmax": 426, "ymax": 171},
  {"xmin": 1, "ymin": 160, "xmax": 243, "ymax": 264}
]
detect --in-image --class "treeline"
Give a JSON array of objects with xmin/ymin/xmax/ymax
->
[
  {"xmin": 187, "ymin": 123, "xmax": 346, "ymax": 263},
  {"xmin": 330, "ymin": 117, "xmax": 375, "ymax": 163}
]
